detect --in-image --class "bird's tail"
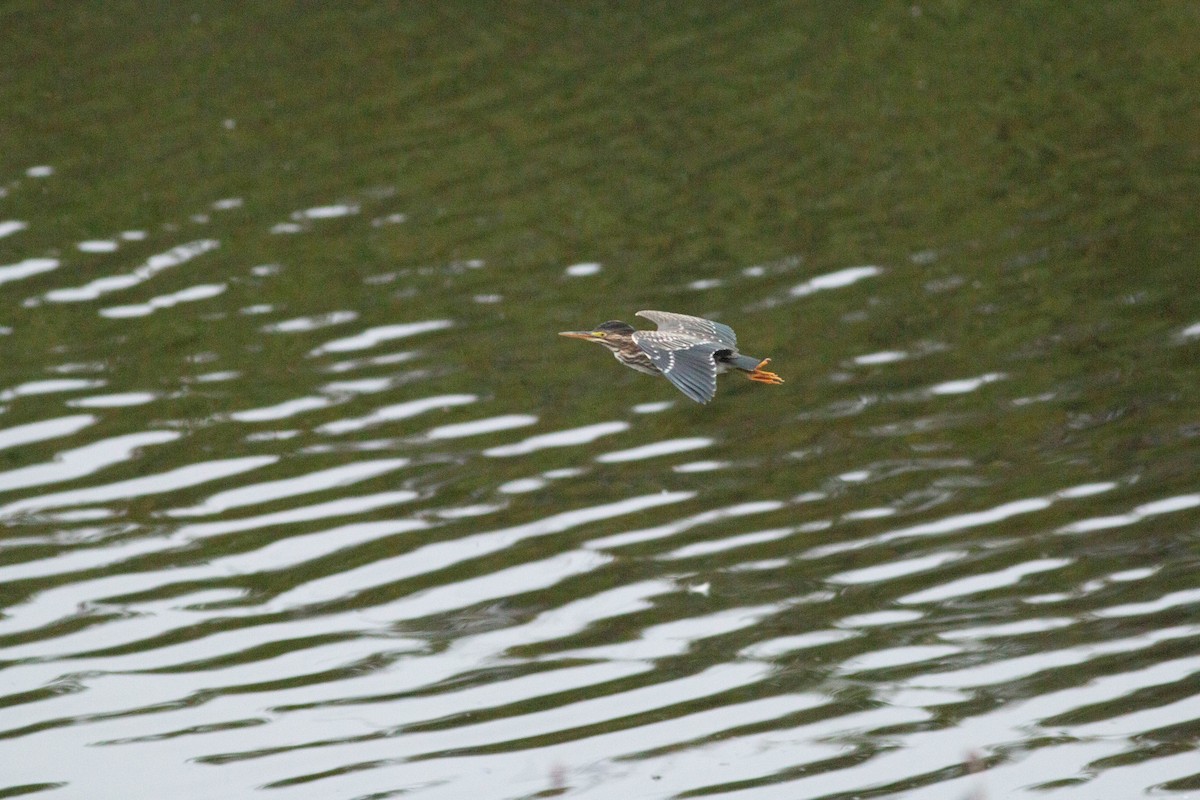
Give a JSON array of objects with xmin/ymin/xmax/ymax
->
[
  {"xmin": 732, "ymin": 355, "xmax": 785, "ymax": 385},
  {"xmin": 729, "ymin": 354, "xmax": 766, "ymax": 372}
]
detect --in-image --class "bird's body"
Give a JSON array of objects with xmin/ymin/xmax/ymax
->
[{"xmin": 559, "ymin": 310, "xmax": 783, "ymax": 404}]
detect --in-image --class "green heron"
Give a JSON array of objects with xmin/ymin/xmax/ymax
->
[{"xmin": 559, "ymin": 310, "xmax": 783, "ymax": 404}]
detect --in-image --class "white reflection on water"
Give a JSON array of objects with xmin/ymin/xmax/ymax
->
[
  {"xmin": 828, "ymin": 550, "xmax": 968, "ymax": 585},
  {"xmin": 1093, "ymin": 587, "xmax": 1200, "ymax": 619},
  {"xmin": 312, "ymin": 691, "xmax": 892, "ymax": 800},
  {"xmin": 840, "ymin": 609, "xmax": 924, "ymax": 628},
  {"xmin": 842, "ymin": 506, "xmax": 896, "ymax": 520},
  {"xmin": 67, "ymin": 392, "xmax": 157, "ymax": 408},
  {"xmin": 316, "ymin": 394, "xmax": 476, "ymax": 434},
  {"xmin": 1057, "ymin": 492, "xmax": 1200, "ymax": 534},
  {"xmin": 673, "ymin": 459, "xmax": 727, "ymax": 472},
  {"xmin": 231, "ymin": 396, "xmax": 335, "ymax": 422},
  {"xmin": 898, "ymin": 558, "xmax": 1073, "ymax": 604},
  {"xmin": 660, "ymin": 526, "xmax": 794, "ymax": 560},
  {"xmin": 321, "ymin": 377, "xmax": 394, "ymax": 394},
  {"xmin": 296, "ymin": 203, "xmax": 360, "ymax": 219},
  {"xmin": 0, "ymin": 219, "xmax": 29, "ymax": 237},
  {"xmin": 497, "ymin": 477, "xmax": 546, "ymax": 494},
  {"xmin": 322, "ymin": 349, "xmax": 419, "ymax": 373},
  {"xmin": 0, "ymin": 430, "xmax": 181, "ymax": 496},
  {"xmin": 554, "ymin": 603, "xmax": 781, "ymax": 661},
  {"xmin": 0, "ymin": 455, "xmax": 278, "ymax": 516},
  {"xmin": 425, "ymin": 414, "xmax": 537, "ymax": 439},
  {"xmin": 589, "ymin": 696, "xmax": 850, "ymax": 797},
  {"xmin": 927, "ymin": 371, "xmax": 1006, "ymax": 395},
  {"xmin": 166, "ymin": 459, "xmax": 410, "ymax": 517},
  {"xmin": 841, "ymin": 644, "xmax": 962, "ymax": 672},
  {"xmin": 595, "ymin": 436, "xmax": 712, "ymax": 463},
  {"xmin": 0, "ymin": 257, "xmax": 59, "ymax": 285},
  {"xmin": 266, "ymin": 493, "xmax": 694, "ymax": 612},
  {"xmin": 632, "ymin": 400, "xmax": 673, "ymax": 413},
  {"xmin": 484, "ymin": 421, "xmax": 630, "ymax": 457},
  {"xmin": 369, "ymin": 549, "xmax": 613, "ymax": 621},
  {"xmin": 262, "ymin": 310, "xmax": 359, "ymax": 333},
  {"xmin": 309, "ymin": 320, "xmax": 452, "ymax": 355},
  {"xmin": 1055, "ymin": 481, "xmax": 1118, "ymax": 498},
  {"xmin": 43, "ymin": 239, "xmax": 220, "ymax": 303},
  {"xmin": 588, "ymin": 500, "xmax": 782, "ymax": 550},
  {"xmin": 854, "ymin": 349, "xmax": 908, "ymax": 365},
  {"xmin": 740, "ymin": 629, "xmax": 860, "ymax": 658},
  {"xmin": 564, "ymin": 262, "xmax": 601, "ymax": 276},
  {"xmin": 224, "ymin": 662, "xmax": 772, "ymax": 790},
  {"xmin": 202, "ymin": 661, "xmax": 650, "ymax": 759},
  {"xmin": 0, "ymin": 378, "xmax": 105, "ymax": 400},
  {"xmin": 77, "ymin": 239, "xmax": 119, "ymax": 252},
  {"xmin": 191, "ymin": 370, "xmax": 240, "ymax": 383},
  {"xmin": 790, "ymin": 265, "xmax": 882, "ymax": 296},
  {"xmin": 434, "ymin": 503, "xmax": 503, "ymax": 519},
  {"xmin": 262, "ymin": 581, "xmax": 673, "ymax": 713},
  {"xmin": 100, "ymin": 282, "xmax": 227, "ymax": 318},
  {"xmin": 907, "ymin": 624, "xmax": 1200, "ymax": 691},
  {"xmin": 806, "ymin": 496, "xmax": 1058, "ymax": 558},
  {"xmin": 212, "ymin": 518, "xmax": 430, "ymax": 574},
  {"xmin": 0, "ymin": 414, "xmax": 94, "ymax": 451},
  {"xmin": 0, "ymin": 535, "xmax": 201, "ymax": 585},
  {"xmin": 939, "ymin": 617, "xmax": 1075, "ymax": 641},
  {"xmin": 174, "ymin": 490, "xmax": 418, "ymax": 541}
]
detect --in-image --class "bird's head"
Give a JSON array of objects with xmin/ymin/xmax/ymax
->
[{"xmin": 558, "ymin": 320, "xmax": 636, "ymax": 351}]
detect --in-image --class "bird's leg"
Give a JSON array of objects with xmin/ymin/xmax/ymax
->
[{"xmin": 746, "ymin": 358, "xmax": 784, "ymax": 385}]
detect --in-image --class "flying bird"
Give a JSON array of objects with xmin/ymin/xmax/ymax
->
[{"xmin": 559, "ymin": 310, "xmax": 783, "ymax": 404}]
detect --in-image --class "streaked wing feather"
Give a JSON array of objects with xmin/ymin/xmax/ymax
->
[
  {"xmin": 636, "ymin": 310, "xmax": 737, "ymax": 347},
  {"xmin": 632, "ymin": 332, "xmax": 721, "ymax": 404}
]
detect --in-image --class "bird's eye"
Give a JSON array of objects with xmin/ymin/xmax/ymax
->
[{"xmin": 594, "ymin": 331, "xmax": 606, "ymax": 338}]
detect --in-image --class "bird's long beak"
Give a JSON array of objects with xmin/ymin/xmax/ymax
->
[{"xmin": 558, "ymin": 331, "xmax": 598, "ymax": 341}]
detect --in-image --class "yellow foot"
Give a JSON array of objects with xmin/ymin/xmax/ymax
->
[{"xmin": 747, "ymin": 358, "xmax": 784, "ymax": 385}]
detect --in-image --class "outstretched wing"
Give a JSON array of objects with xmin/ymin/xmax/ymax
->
[
  {"xmin": 632, "ymin": 331, "xmax": 724, "ymax": 404},
  {"xmin": 636, "ymin": 310, "xmax": 737, "ymax": 348}
]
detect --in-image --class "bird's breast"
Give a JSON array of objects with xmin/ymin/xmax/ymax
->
[{"xmin": 612, "ymin": 349, "xmax": 660, "ymax": 375}]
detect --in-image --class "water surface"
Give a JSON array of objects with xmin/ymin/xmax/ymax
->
[{"xmin": 3, "ymin": 5, "xmax": 1200, "ymax": 799}]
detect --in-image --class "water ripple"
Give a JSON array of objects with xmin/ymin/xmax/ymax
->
[
  {"xmin": 309, "ymin": 320, "xmax": 453, "ymax": 356},
  {"xmin": 100, "ymin": 282, "xmax": 227, "ymax": 318},
  {"xmin": 0, "ymin": 414, "xmax": 95, "ymax": 450},
  {"xmin": 0, "ymin": 431, "xmax": 182, "ymax": 497},
  {"xmin": 0, "ymin": 257, "xmax": 59, "ymax": 285},
  {"xmin": 484, "ymin": 421, "xmax": 630, "ymax": 457},
  {"xmin": 42, "ymin": 239, "xmax": 220, "ymax": 303},
  {"xmin": 316, "ymin": 395, "xmax": 477, "ymax": 434},
  {"xmin": 595, "ymin": 436, "xmax": 713, "ymax": 463},
  {"xmin": 2, "ymin": 11, "xmax": 1198, "ymax": 798},
  {"xmin": 166, "ymin": 459, "xmax": 410, "ymax": 517},
  {"xmin": 1, "ymin": 456, "xmax": 278, "ymax": 517}
]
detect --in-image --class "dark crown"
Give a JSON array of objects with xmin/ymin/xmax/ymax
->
[{"xmin": 595, "ymin": 320, "xmax": 635, "ymax": 334}]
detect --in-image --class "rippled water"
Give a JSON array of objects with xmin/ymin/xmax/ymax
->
[{"xmin": 3, "ymin": 6, "xmax": 1200, "ymax": 799}]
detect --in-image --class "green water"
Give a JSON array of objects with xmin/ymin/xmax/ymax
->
[{"xmin": 2, "ymin": 4, "xmax": 1199, "ymax": 799}]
